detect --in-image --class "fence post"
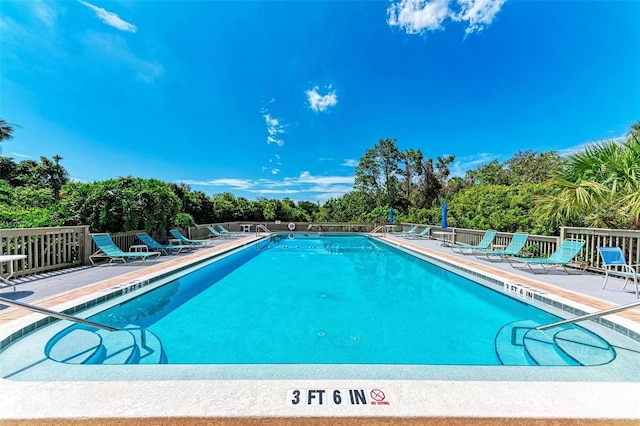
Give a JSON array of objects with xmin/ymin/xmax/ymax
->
[
  {"xmin": 81, "ymin": 225, "xmax": 92, "ymax": 266},
  {"xmin": 559, "ymin": 226, "xmax": 566, "ymax": 242}
]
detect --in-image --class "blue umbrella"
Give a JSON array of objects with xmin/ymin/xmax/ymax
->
[
  {"xmin": 441, "ymin": 202, "xmax": 448, "ymax": 229},
  {"xmin": 388, "ymin": 206, "xmax": 394, "ymax": 223}
]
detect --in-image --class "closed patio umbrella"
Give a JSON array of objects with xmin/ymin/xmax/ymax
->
[
  {"xmin": 389, "ymin": 206, "xmax": 394, "ymax": 223},
  {"xmin": 441, "ymin": 202, "xmax": 448, "ymax": 229}
]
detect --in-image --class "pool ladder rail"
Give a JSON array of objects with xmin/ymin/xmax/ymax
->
[
  {"xmin": 0, "ymin": 296, "xmax": 118, "ymax": 331},
  {"xmin": 495, "ymin": 300, "xmax": 640, "ymax": 366},
  {"xmin": 0, "ymin": 296, "xmax": 166, "ymax": 365},
  {"xmin": 255, "ymin": 224, "xmax": 273, "ymax": 235},
  {"xmin": 369, "ymin": 225, "xmax": 387, "ymax": 235}
]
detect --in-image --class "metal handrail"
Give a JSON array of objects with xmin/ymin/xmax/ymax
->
[
  {"xmin": 536, "ymin": 300, "xmax": 640, "ymax": 330},
  {"xmin": 255, "ymin": 224, "xmax": 273, "ymax": 234},
  {"xmin": 0, "ymin": 296, "xmax": 119, "ymax": 332},
  {"xmin": 369, "ymin": 225, "xmax": 387, "ymax": 235}
]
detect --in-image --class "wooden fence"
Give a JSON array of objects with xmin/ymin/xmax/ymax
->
[
  {"xmin": 1, "ymin": 223, "xmax": 639, "ymax": 280},
  {"xmin": 0, "ymin": 226, "xmax": 88, "ymax": 278}
]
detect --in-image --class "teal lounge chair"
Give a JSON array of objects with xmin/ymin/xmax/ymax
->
[
  {"xmin": 404, "ymin": 227, "xmax": 432, "ymax": 239},
  {"xmin": 217, "ymin": 225, "xmax": 242, "ymax": 235},
  {"xmin": 597, "ymin": 247, "xmax": 639, "ymax": 298},
  {"xmin": 507, "ymin": 239, "xmax": 586, "ymax": 274},
  {"xmin": 169, "ymin": 229, "xmax": 214, "ymax": 247},
  {"xmin": 393, "ymin": 225, "xmax": 418, "ymax": 235},
  {"xmin": 473, "ymin": 233, "xmax": 529, "ymax": 262},
  {"xmin": 207, "ymin": 226, "xmax": 236, "ymax": 239},
  {"xmin": 451, "ymin": 230, "xmax": 497, "ymax": 254},
  {"xmin": 90, "ymin": 234, "xmax": 161, "ymax": 265},
  {"xmin": 136, "ymin": 232, "xmax": 193, "ymax": 255}
]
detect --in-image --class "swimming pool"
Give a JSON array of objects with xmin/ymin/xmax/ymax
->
[{"xmin": 1, "ymin": 233, "xmax": 640, "ymax": 382}]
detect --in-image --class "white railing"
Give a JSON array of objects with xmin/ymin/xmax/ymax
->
[
  {"xmin": 0, "ymin": 296, "xmax": 119, "ymax": 331},
  {"xmin": 1, "ymin": 224, "xmax": 638, "ymax": 279},
  {"xmin": 255, "ymin": 224, "xmax": 273, "ymax": 234},
  {"xmin": 0, "ymin": 226, "xmax": 89, "ymax": 278},
  {"xmin": 537, "ymin": 300, "xmax": 640, "ymax": 330},
  {"xmin": 369, "ymin": 225, "xmax": 387, "ymax": 235}
]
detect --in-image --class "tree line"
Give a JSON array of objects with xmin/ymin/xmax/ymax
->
[{"xmin": 0, "ymin": 118, "xmax": 638, "ymax": 234}]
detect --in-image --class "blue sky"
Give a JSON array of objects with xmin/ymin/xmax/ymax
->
[{"xmin": 1, "ymin": 0, "xmax": 639, "ymax": 203}]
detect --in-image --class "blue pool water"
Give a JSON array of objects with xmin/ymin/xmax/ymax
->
[{"xmin": 82, "ymin": 234, "xmax": 563, "ymax": 365}]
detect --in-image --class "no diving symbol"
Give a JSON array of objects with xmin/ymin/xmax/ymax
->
[{"xmin": 370, "ymin": 389, "xmax": 386, "ymax": 402}]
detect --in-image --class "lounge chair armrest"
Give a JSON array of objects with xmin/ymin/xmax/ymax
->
[{"xmin": 606, "ymin": 264, "xmax": 638, "ymax": 274}]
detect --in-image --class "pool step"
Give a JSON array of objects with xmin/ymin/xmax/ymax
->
[
  {"xmin": 495, "ymin": 320, "xmax": 615, "ymax": 366},
  {"xmin": 45, "ymin": 324, "xmax": 166, "ymax": 365},
  {"xmin": 45, "ymin": 328, "xmax": 104, "ymax": 364},
  {"xmin": 125, "ymin": 326, "xmax": 167, "ymax": 364},
  {"xmin": 553, "ymin": 328, "xmax": 615, "ymax": 366}
]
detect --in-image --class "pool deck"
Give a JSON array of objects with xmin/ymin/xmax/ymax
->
[{"xmin": 1, "ymin": 232, "xmax": 640, "ymax": 424}]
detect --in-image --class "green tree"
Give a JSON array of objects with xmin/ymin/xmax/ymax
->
[
  {"xmin": 415, "ymin": 158, "xmax": 441, "ymax": 208},
  {"xmin": 32, "ymin": 155, "xmax": 69, "ymax": 199},
  {"xmin": 298, "ymin": 200, "xmax": 320, "ymax": 220},
  {"xmin": 61, "ymin": 177, "xmax": 181, "ymax": 233},
  {"xmin": 400, "ymin": 148, "xmax": 424, "ymax": 204},
  {"xmin": 211, "ymin": 193, "xmax": 238, "ymax": 222},
  {"xmin": 13, "ymin": 159, "xmax": 39, "ymax": 187},
  {"xmin": 317, "ymin": 191, "xmax": 375, "ymax": 222},
  {"xmin": 465, "ymin": 160, "xmax": 506, "ymax": 185},
  {"xmin": 0, "ymin": 119, "xmax": 14, "ymax": 151},
  {"xmin": 535, "ymin": 123, "xmax": 640, "ymax": 229},
  {"xmin": 355, "ymin": 138, "xmax": 403, "ymax": 208},
  {"xmin": 0, "ymin": 157, "xmax": 17, "ymax": 183},
  {"xmin": 449, "ymin": 184, "xmax": 548, "ymax": 233},
  {"xmin": 173, "ymin": 212, "xmax": 196, "ymax": 230},
  {"xmin": 504, "ymin": 150, "xmax": 563, "ymax": 185}
]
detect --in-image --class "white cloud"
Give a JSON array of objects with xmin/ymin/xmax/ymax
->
[
  {"xmin": 180, "ymin": 178, "xmax": 253, "ymax": 190},
  {"xmin": 32, "ymin": 1, "xmax": 57, "ymax": 28},
  {"xmin": 306, "ymin": 86, "xmax": 338, "ymax": 112},
  {"xmin": 10, "ymin": 152, "xmax": 31, "ymax": 158},
  {"xmin": 387, "ymin": 0, "xmax": 450, "ymax": 34},
  {"xmin": 1, "ymin": 3, "xmax": 61, "ymax": 56},
  {"xmin": 83, "ymin": 32, "xmax": 163, "ymax": 82},
  {"xmin": 179, "ymin": 171, "xmax": 355, "ymax": 202},
  {"xmin": 449, "ymin": 152, "xmax": 500, "ymax": 176},
  {"xmin": 341, "ymin": 159, "xmax": 358, "ymax": 167},
  {"xmin": 387, "ymin": 0, "xmax": 505, "ymax": 36},
  {"xmin": 297, "ymin": 171, "xmax": 354, "ymax": 186},
  {"xmin": 262, "ymin": 111, "xmax": 285, "ymax": 146},
  {"xmin": 78, "ymin": 1, "xmax": 137, "ymax": 33},
  {"xmin": 556, "ymin": 135, "xmax": 627, "ymax": 158},
  {"xmin": 455, "ymin": 0, "xmax": 507, "ymax": 35}
]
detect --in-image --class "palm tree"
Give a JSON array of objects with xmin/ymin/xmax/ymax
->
[
  {"xmin": 629, "ymin": 120, "xmax": 640, "ymax": 140},
  {"xmin": 536, "ymin": 121, "xmax": 640, "ymax": 229},
  {"xmin": 0, "ymin": 118, "xmax": 14, "ymax": 143}
]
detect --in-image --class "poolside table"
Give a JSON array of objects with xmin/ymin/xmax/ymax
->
[
  {"xmin": 0, "ymin": 254, "xmax": 27, "ymax": 292},
  {"xmin": 432, "ymin": 231, "xmax": 455, "ymax": 247}
]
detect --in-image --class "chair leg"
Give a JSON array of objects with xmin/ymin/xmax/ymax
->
[{"xmin": 602, "ymin": 271, "xmax": 609, "ymax": 289}]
